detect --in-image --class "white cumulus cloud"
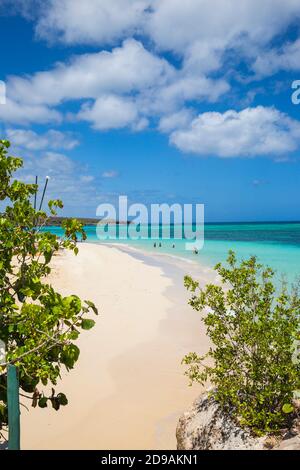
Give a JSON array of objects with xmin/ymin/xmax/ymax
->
[
  {"xmin": 36, "ymin": 0, "xmax": 151, "ymax": 45},
  {"xmin": 78, "ymin": 95, "xmax": 139, "ymax": 131},
  {"xmin": 170, "ymin": 106, "xmax": 300, "ymax": 158},
  {"xmin": 6, "ymin": 128, "xmax": 79, "ymax": 150},
  {"xmin": 8, "ymin": 39, "xmax": 173, "ymax": 107},
  {"xmin": 2, "ymin": 0, "xmax": 300, "ymax": 139},
  {"xmin": 1, "ymin": 38, "xmax": 228, "ymax": 129},
  {"xmin": 0, "ymin": 98, "xmax": 61, "ymax": 124}
]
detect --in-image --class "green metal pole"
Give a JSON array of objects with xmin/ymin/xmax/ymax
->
[{"xmin": 7, "ymin": 365, "xmax": 20, "ymax": 450}]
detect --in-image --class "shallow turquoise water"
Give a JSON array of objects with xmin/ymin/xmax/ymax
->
[{"xmin": 44, "ymin": 222, "xmax": 300, "ymax": 285}]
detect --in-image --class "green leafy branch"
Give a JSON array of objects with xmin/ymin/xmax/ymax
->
[
  {"xmin": 0, "ymin": 140, "xmax": 98, "ymax": 429},
  {"xmin": 183, "ymin": 250, "xmax": 300, "ymax": 434}
]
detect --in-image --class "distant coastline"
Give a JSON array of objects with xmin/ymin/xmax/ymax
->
[{"xmin": 46, "ymin": 216, "xmax": 131, "ymax": 226}]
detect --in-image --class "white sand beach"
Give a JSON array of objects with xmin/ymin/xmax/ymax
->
[{"xmin": 21, "ymin": 243, "xmax": 213, "ymax": 450}]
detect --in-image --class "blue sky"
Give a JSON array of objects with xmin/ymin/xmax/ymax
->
[{"xmin": 1, "ymin": 0, "xmax": 300, "ymax": 221}]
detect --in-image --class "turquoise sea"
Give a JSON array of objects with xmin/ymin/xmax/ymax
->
[{"xmin": 45, "ymin": 222, "xmax": 300, "ymax": 285}]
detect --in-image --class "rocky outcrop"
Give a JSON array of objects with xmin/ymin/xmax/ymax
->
[
  {"xmin": 277, "ymin": 436, "xmax": 300, "ymax": 450},
  {"xmin": 176, "ymin": 394, "xmax": 300, "ymax": 450}
]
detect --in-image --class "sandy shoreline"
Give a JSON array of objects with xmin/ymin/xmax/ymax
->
[{"xmin": 21, "ymin": 243, "xmax": 213, "ymax": 450}]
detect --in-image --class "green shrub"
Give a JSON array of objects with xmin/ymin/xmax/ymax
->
[
  {"xmin": 183, "ymin": 251, "xmax": 300, "ymax": 434},
  {"xmin": 0, "ymin": 140, "xmax": 98, "ymax": 435}
]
